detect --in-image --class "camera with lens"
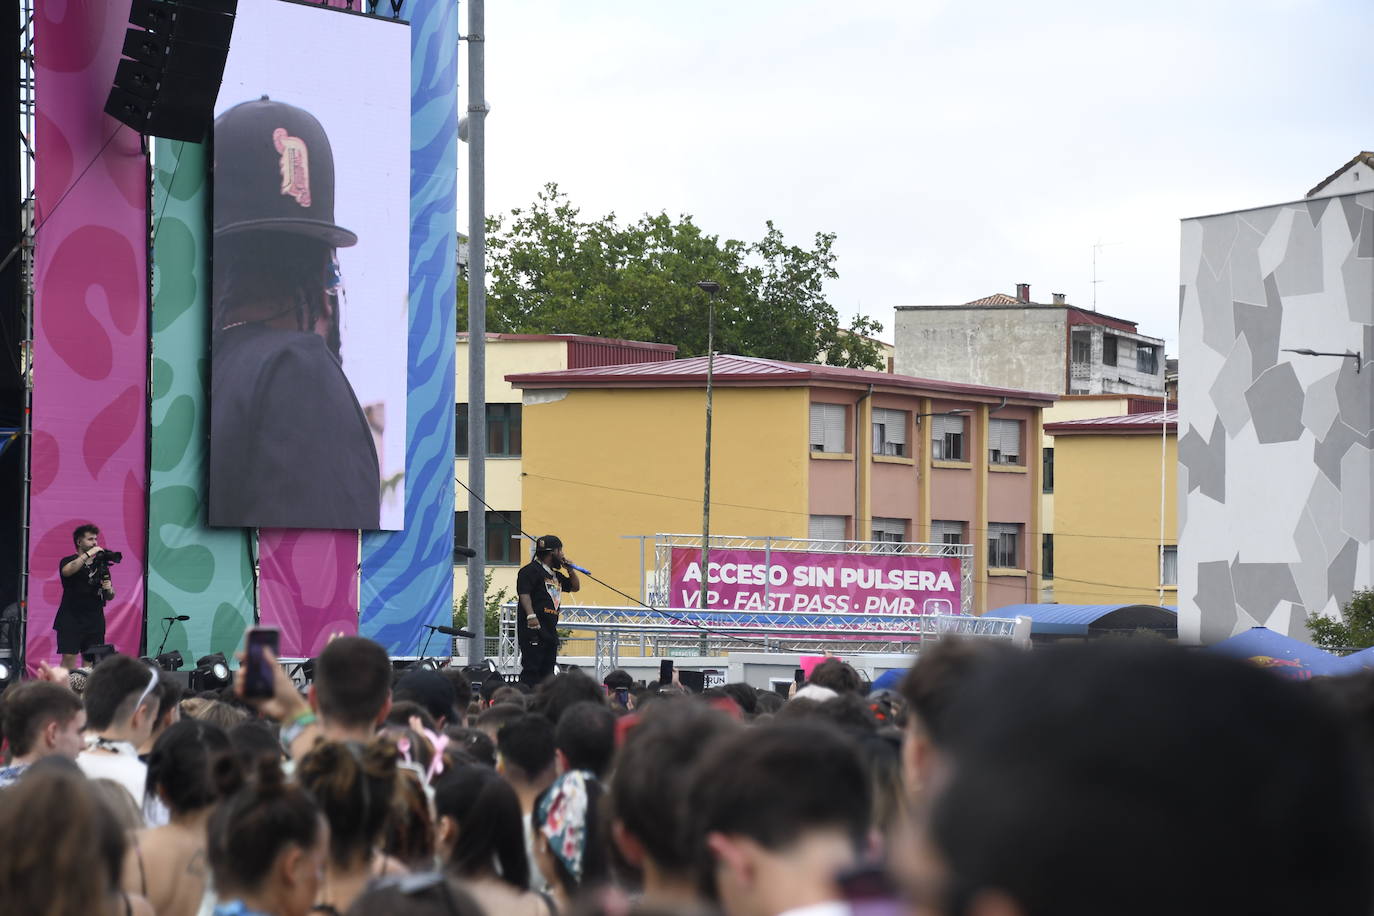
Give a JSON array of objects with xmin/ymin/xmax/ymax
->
[{"xmin": 91, "ymin": 550, "xmax": 123, "ymax": 571}]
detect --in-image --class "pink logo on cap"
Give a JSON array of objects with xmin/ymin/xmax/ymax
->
[{"xmin": 273, "ymin": 127, "xmax": 312, "ymax": 208}]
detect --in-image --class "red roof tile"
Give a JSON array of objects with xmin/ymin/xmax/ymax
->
[
  {"xmin": 1045, "ymin": 410, "xmax": 1177, "ymax": 435},
  {"xmin": 507, "ymin": 354, "xmax": 1058, "ymax": 404}
]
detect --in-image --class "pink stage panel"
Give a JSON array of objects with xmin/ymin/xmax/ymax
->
[
  {"xmin": 28, "ymin": 0, "xmax": 149, "ymax": 664},
  {"xmin": 254, "ymin": 0, "xmax": 363, "ymax": 658}
]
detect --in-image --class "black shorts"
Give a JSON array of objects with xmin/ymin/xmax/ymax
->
[{"xmin": 54, "ymin": 612, "xmax": 105, "ymax": 656}]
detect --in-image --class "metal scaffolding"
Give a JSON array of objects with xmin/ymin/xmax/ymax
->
[{"xmin": 496, "ymin": 602, "xmax": 1020, "ymax": 681}]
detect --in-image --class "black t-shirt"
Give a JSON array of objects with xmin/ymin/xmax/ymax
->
[
  {"xmin": 209, "ymin": 324, "xmax": 381, "ymax": 530},
  {"xmin": 56, "ymin": 554, "xmax": 106, "ymax": 625},
  {"xmin": 516, "ymin": 560, "xmax": 571, "ymax": 640}
]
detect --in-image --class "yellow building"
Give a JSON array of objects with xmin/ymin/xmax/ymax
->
[
  {"xmin": 454, "ymin": 334, "xmax": 675, "ymax": 610},
  {"xmin": 507, "ymin": 354, "xmax": 1054, "ymax": 615},
  {"xmin": 1039, "ymin": 394, "xmax": 1171, "ymax": 600},
  {"xmin": 1044, "ymin": 410, "xmax": 1177, "ymax": 608}
]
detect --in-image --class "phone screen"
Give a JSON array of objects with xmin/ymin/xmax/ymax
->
[
  {"xmin": 659, "ymin": 659, "xmax": 673, "ymax": 684},
  {"xmin": 794, "ymin": 667, "xmax": 806, "ymax": 686},
  {"xmin": 613, "ymin": 687, "xmax": 630, "ymax": 708},
  {"xmin": 244, "ymin": 627, "xmax": 280, "ymax": 699}
]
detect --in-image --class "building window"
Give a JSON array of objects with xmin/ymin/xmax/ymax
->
[
  {"xmin": 1042, "ymin": 533, "xmax": 1054, "ymax": 579},
  {"xmin": 454, "ymin": 510, "xmax": 523, "ymax": 565},
  {"xmin": 455, "ymin": 403, "xmax": 522, "ymax": 458},
  {"xmin": 809, "ymin": 403, "xmax": 847, "ymax": 454},
  {"xmin": 871, "ymin": 517, "xmax": 907, "ymax": 550},
  {"xmin": 931, "ymin": 520, "xmax": 965, "ymax": 549},
  {"xmin": 1161, "ymin": 545, "xmax": 1178, "ymax": 586},
  {"xmin": 987, "ymin": 522, "xmax": 1021, "ymax": 569},
  {"xmin": 931, "ymin": 415, "xmax": 965, "ymax": 461},
  {"xmin": 1042, "ymin": 447, "xmax": 1054, "ymax": 492},
  {"xmin": 809, "ymin": 514, "xmax": 848, "ymax": 543},
  {"xmin": 871, "ymin": 408, "xmax": 908, "ymax": 457},
  {"xmin": 1071, "ymin": 335, "xmax": 1091, "ymax": 365},
  {"xmin": 1137, "ymin": 344, "xmax": 1160, "ymax": 375},
  {"xmin": 1103, "ymin": 335, "xmax": 1118, "ymax": 367},
  {"xmin": 988, "ymin": 418, "xmax": 1022, "ymax": 465}
]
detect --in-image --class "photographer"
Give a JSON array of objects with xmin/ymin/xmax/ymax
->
[{"xmin": 56, "ymin": 524, "xmax": 117, "ymax": 667}]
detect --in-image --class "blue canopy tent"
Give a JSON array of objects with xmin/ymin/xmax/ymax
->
[
  {"xmin": 1334, "ymin": 645, "xmax": 1374, "ymax": 674},
  {"xmin": 983, "ymin": 604, "xmax": 1177, "ymax": 642},
  {"xmin": 1206, "ymin": 627, "xmax": 1346, "ymax": 680}
]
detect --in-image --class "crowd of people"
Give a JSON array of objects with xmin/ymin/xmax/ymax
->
[{"xmin": 1, "ymin": 633, "xmax": 1372, "ymax": 916}]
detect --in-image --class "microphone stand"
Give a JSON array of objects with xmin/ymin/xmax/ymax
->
[
  {"xmin": 418, "ymin": 625, "xmax": 436, "ymax": 662},
  {"xmin": 155, "ymin": 618, "xmax": 176, "ymax": 657}
]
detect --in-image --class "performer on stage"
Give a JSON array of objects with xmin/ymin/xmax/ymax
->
[
  {"xmin": 55, "ymin": 524, "xmax": 115, "ymax": 668},
  {"xmin": 516, "ymin": 535, "xmax": 580, "ymax": 686}
]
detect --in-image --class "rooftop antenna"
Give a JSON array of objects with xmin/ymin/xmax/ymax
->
[{"xmin": 1091, "ymin": 240, "xmax": 1119, "ymax": 312}]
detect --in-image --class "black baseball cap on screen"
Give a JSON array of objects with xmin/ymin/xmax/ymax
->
[{"xmin": 212, "ymin": 95, "xmax": 358, "ymax": 248}]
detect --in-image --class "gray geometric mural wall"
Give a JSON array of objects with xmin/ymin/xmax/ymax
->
[{"xmin": 1179, "ymin": 190, "xmax": 1374, "ymax": 644}]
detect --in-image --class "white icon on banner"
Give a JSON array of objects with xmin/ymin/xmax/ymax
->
[{"xmin": 923, "ymin": 598, "xmax": 953, "ymax": 615}]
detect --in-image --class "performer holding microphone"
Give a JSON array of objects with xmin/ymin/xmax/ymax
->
[
  {"xmin": 516, "ymin": 534, "xmax": 580, "ymax": 685},
  {"xmin": 55, "ymin": 524, "xmax": 120, "ymax": 668}
]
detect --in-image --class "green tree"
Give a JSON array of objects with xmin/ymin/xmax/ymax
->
[
  {"xmin": 1308, "ymin": 588, "xmax": 1374, "ymax": 651},
  {"xmin": 460, "ymin": 183, "xmax": 884, "ymax": 369},
  {"xmin": 454, "ymin": 572, "xmax": 511, "ymax": 656}
]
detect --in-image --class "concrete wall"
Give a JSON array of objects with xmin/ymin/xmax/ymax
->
[
  {"xmin": 1309, "ymin": 160, "xmax": 1374, "ymax": 199},
  {"xmin": 1052, "ymin": 431, "xmax": 1177, "ymax": 607},
  {"xmin": 894, "ymin": 306, "xmax": 1066, "ymax": 393},
  {"xmin": 1179, "ymin": 192, "xmax": 1374, "ymax": 643}
]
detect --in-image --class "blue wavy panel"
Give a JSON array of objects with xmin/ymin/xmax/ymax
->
[{"xmin": 360, "ymin": 0, "xmax": 458, "ymax": 652}]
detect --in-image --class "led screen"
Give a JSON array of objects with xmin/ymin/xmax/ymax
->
[{"xmin": 209, "ymin": 0, "xmax": 409, "ymax": 530}]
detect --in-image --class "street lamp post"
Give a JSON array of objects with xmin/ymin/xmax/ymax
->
[{"xmin": 697, "ymin": 281, "xmax": 721, "ymax": 612}]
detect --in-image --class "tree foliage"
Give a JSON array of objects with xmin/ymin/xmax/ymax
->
[
  {"xmin": 460, "ymin": 183, "xmax": 884, "ymax": 369},
  {"xmin": 1308, "ymin": 588, "xmax": 1374, "ymax": 651}
]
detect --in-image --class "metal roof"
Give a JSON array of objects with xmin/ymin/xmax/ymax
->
[
  {"xmin": 507, "ymin": 354, "xmax": 1059, "ymax": 404},
  {"xmin": 984, "ymin": 603, "xmax": 1178, "ymax": 636},
  {"xmin": 1045, "ymin": 410, "xmax": 1177, "ymax": 435}
]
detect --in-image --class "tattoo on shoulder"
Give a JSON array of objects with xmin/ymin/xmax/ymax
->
[{"xmin": 187, "ymin": 850, "xmax": 206, "ymax": 878}]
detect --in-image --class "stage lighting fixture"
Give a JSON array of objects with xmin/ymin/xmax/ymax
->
[
  {"xmin": 156, "ymin": 650, "xmax": 184, "ymax": 671},
  {"xmin": 0, "ymin": 660, "xmax": 11, "ymax": 685},
  {"xmin": 190, "ymin": 653, "xmax": 231, "ymax": 690}
]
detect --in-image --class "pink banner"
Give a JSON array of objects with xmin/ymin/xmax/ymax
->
[
  {"xmin": 259, "ymin": 530, "xmax": 359, "ymax": 658},
  {"xmin": 29, "ymin": 0, "xmax": 148, "ymax": 665},
  {"xmin": 255, "ymin": 0, "xmax": 361, "ymax": 659},
  {"xmin": 668, "ymin": 547, "xmax": 961, "ymax": 615}
]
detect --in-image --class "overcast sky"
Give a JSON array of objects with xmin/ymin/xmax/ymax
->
[{"xmin": 463, "ymin": 0, "xmax": 1372, "ymax": 353}]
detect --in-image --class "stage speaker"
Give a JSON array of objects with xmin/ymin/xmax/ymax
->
[{"xmin": 105, "ymin": 0, "xmax": 237, "ymax": 143}]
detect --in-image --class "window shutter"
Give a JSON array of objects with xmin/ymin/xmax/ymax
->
[
  {"xmin": 809, "ymin": 515, "xmax": 846, "ymax": 540},
  {"xmin": 990, "ymin": 419, "xmax": 1021, "ymax": 458},
  {"xmin": 932, "ymin": 520, "xmax": 964, "ymax": 542},
  {"xmin": 809, "ymin": 403, "xmax": 826, "ymax": 449},
  {"xmin": 824, "ymin": 404, "xmax": 846, "ymax": 453},
  {"xmin": 879, "ymin": 409, "xmax": 905, "ymax": 445}
]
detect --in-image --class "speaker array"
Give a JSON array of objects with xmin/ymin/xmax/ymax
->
[{"xmin": 104, "ymin": 0, "xmax": 237, "ymax": 142}]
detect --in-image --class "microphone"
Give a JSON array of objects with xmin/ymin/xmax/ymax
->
[
  {"xmin": 162, "ymin": 615, "xmax": 190, "ymax": 621},
  {"xmin": 567, "ymin": 562, "xmax": 591, "ymax": 575},
  {"xmin": 453, "ymin": 546, "xmax": 477, "ymax": 559},
  {"xmin": 424, "ymin": 624, "xmax": 475, "ymax": 638}
]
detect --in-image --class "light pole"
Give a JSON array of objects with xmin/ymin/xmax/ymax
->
[{"xmin": 697, "ymin": 281, "xmax": 720, "ymax": 611}]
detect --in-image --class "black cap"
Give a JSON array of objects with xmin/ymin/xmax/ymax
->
[
  {"xmin": 212, "ymin": 96, "xmax": 357, "ymax": 248},
  {"xmin": 536, "ymin": 535, "xmax": 563, "ymax": 552}
]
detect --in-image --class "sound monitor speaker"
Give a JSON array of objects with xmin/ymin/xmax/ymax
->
[{"xmin": 106, "ymin": 0, "xmax": 236, "ymax": 143}]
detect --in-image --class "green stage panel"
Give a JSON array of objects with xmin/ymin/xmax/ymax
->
[{"xmin": 147, "ymin": 140, "xmax": 255, "ymax": 662}]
